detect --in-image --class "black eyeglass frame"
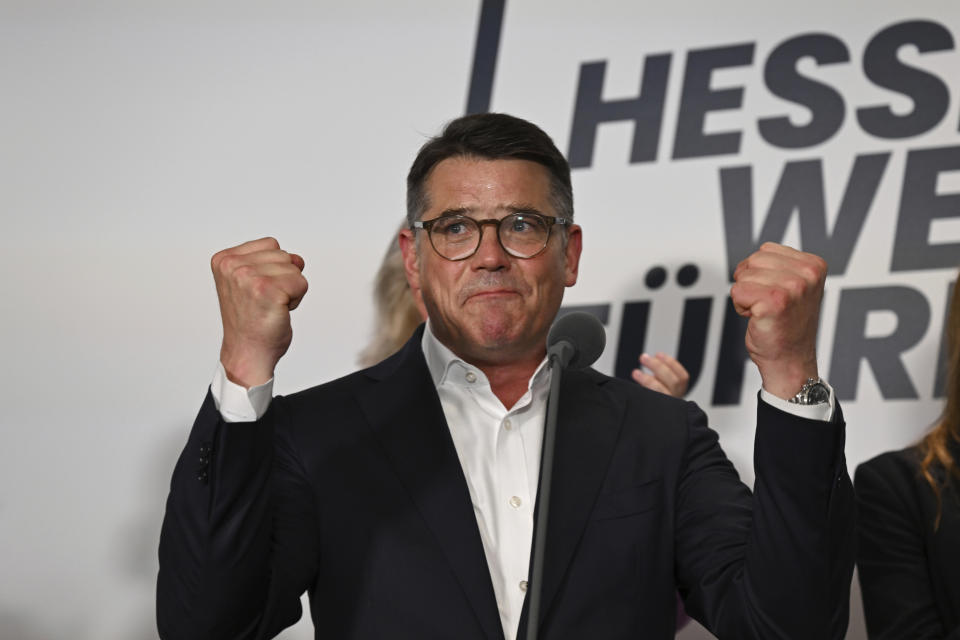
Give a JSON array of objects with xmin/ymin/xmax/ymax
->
[{"xmin": 411, "ymin": 212, "xmax": 571, "ymax": 261}]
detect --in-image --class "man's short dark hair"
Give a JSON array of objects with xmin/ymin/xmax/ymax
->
[{"xmin": 406, "ymin": 113, "xmax": 573, "ymax": 226}]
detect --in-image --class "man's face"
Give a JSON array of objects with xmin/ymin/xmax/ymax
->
[{"xmin": 399, "ymin": 156, "xmax": 582, "ymax": 367}]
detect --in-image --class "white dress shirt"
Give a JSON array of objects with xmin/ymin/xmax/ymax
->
[
  {"xmin": 420, "ymin": 325, "xmax": 550, "ymax": 639},
  {"xmin": 209, "ymin": 324, "xmax": 834, "ymax": 640}
]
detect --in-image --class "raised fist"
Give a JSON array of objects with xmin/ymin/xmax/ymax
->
[
  {"xmin": 730, "ymin": 242, "xmax": 826, "ymax": 401},
  {"xmin": 211, "ymin": 237, "xmax": 308, "ymax": 387}
]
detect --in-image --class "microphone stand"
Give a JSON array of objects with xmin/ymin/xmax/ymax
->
[{"xmin": 525, "ymin": 341, "xmax": 573, "ymax": 640}]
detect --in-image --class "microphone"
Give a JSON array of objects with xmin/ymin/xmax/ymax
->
[
  {"xmin": 526, "ymin": 312, "xmax": 607, "ymax": 640},
  {"xmin": 546, "ymin": 311, "xmax": 606, "ymax": 369}
]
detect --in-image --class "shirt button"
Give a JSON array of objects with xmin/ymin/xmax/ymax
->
[
  {"xmin": 465, "ymin": 371, "xmax": 477, "ymax": 383},
  {"xmin": 509, "ymin": 496, "xmax": 522, "ymax": 509},
  {"xmin": 503, "ymin": 418, "xmax": 512, "ymax": 431},
  {"xmin": 519, "ymin": 580, "xmax": 528, "ymax": 592}
]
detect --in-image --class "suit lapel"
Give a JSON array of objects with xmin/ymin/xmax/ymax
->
[
  {"xmin": 527, "ymin": 368, "xmax": 626, "ymax": 633},
  {"xmin": 357, "ymin": 331, "xmax": 504, "ymax": 640}
]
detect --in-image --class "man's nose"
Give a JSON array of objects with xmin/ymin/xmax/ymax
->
[{"xmin": 472, "ymin": 220, "xmax": 510, "ymax": 270}]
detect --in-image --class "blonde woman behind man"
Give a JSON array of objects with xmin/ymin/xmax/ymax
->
[{"xmin": 856, "ymin": 275, "xmax": 960, "ymax": 638}]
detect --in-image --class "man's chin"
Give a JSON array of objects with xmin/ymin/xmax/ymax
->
[{"xmin": 467, "ymin": 324, "xmax": 537, "ymax": 359}]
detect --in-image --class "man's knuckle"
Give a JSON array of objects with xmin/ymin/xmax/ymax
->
[
  {"xmin": 770, "ymin": 288, "xmax": 790, "ymax": 312},
  {"xmin": 211, "ymin": 250, "xmax": 229, "ymax": 270},
  {"xmin": 249, "ymin": 275, "xmax": 273, "ymax": 296},
  {"xmin": 233, "ymin": 262, "xmax": 255, "ymax": 280},
  {"xmin": 797, "ymin": 263, "xmax": 819, "ymax": 283}
]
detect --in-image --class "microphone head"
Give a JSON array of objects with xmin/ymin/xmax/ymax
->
[{"xmin": 547, "ymin": 311, "xmax": 606, "ymax": 369}]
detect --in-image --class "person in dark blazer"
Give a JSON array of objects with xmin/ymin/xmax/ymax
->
[
  {"xmin": 856, "ymin": 277, "xmax": 960, "ymax": 639},
  {"xmin": 158, "ymin": 113, "xmax": 855, "ymax": 639}
]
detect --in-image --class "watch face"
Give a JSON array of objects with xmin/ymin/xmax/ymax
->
[{"xmin": 807, "ymin": 382, "xmax": 830, "ymax": 404}]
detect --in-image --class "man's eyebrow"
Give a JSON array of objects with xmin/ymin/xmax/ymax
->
[
  {"xmin": 436, "ymin": 204, "xmax": 545, "ymax": 217},
  {"xmin": 437, "ymin": 207, "xmax": 471, "ymax": 217},
  {"xmin": 506, "ymin": 203, "xmax": 544, "ymax": 215}
]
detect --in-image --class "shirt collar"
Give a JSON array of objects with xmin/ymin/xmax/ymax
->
[{"xmin": 421, "ymin": 320, "xmax": 552, "ymax": 393}]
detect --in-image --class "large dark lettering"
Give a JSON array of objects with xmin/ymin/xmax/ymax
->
[
  {"xmin": 830, "ymin": 286, "xmax": 930, "ymax": 400},
  {"xmin": 857, "ymin": 20, "xmax": 953, "ymax": 139},
  {"xmin": 614, "ymin": 301, "xmax": 651, "ymax": 380},
  {"xmin": 676, "ymin": 297, "xmax": 713, "ymax": 392},
  {"xmin": 891, "ymin": 145, "xmax": 960, "ymax": 271},
  {"xmin": 758, "ymin": 34, "xmax": 849, "ymax": 149},
  {"xmin": 568, "ymin": 56, "xmax": 672, "ymax": 169},
  {"xmin": 934, "ymin": 280, "xmax": 954, "ymax": 398},
  {"xmin": 673, "ymin": 44, "xmax": 754, "ymax": 160},
  {"xmin": 711, "ymin": 299, "xmax": 751, "ymax": 406},
  {"xmin": 464, "ymin": 0, "xmax": 506, "ymax": 115},
  {"xmin": 720, "ymin": 154, "xmax": 889, "ymax": 279}
]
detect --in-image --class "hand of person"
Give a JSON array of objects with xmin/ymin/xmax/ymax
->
[
  {"xmin": 632, "ymin": 353, "xmax": 690, "ymax": 398},
  {"xmin": 730, "ymin": 242, "xmax": 826, "ymax": 401},
  {"xmin": 211, "ymin": 237, "xmax": 308, "ymax": 388}
]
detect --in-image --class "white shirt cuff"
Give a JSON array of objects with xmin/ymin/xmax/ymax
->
[
  {"xmin": 760, "ymin": 379, "xmax": 835, "ymax": 422},
  {"xmin": 210, "ymin": 361, "xmax": 274, "ymax": 423}
]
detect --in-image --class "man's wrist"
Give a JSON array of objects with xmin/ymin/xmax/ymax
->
[
  {"xmin": 758, "ymin": 358, "xmax": 818, "ymax": 402},
  {"xmin": 219, "ymin": 340, "xmax": 281, "ymax": 388}
]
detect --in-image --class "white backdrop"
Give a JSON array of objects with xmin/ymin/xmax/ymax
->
[{"xmin": 2, "ymin": 1, "xmax": 959, "ymax": 638}]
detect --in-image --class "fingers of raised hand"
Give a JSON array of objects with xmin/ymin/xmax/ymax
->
[
  {"xmin": 631, "ymin": 368, "xmax": 669, "ymax": 395},
  {"xmin": 239, "ymin": 263, "xmax": 308, "ymax": 307},
  {"xmin": 211, "ymin": 237, "xmax": 282, "ymax": 271},
  {"xmin": 635, "ymin": 352, "xmax": 690, "ymax": 398},
  {"xmin": 733, "ymin": 243, "xmax": 826, "ymax": 285}
]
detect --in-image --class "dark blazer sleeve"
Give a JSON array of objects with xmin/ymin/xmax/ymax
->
[
  {"xmin": 157, "ymin": 390, "xmax": 318, "ymax": 639},
  {"xmin": 676, "ymin": 397, "xmax": 855, "ymax": 639},
  {"xmin": 855, "ymin": 452, "xmax": 960, "ymax": 640}
]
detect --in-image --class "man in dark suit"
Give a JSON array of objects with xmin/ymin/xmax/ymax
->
[{"xmin": 158, "ymin": 113, "xmax": 855, "ymax": 639}]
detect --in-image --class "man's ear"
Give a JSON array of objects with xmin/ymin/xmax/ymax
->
[
  {"xmin": 398, "ymin": 228, "xmax": 421, "ymax": 291},
  {"xmin": 563, "ymin": 224, "xmax": 582, "ymax": 287}
]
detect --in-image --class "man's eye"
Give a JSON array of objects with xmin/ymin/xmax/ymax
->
[
  {"xmin": 510, "ymin": 216, "xmax": 543, "ymax": 233},
  {"xmin": 439, "ymin": 222, "xmax": 465, "ymax": 235},
  {"xmin": 435, "ymin": 218, "xmax": 472, "ymax": 236}
]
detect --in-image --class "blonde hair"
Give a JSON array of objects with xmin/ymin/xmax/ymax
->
[
  {"xmin": 919, "ymin": 274, "xmax": 960, "ymax": 528},
  {"xmin": 358, "ymin": 227, "xmax": 424, "ymax": 367}
]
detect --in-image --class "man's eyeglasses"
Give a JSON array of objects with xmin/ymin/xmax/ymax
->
[{"xmin": 412, "ymin": 212, "xmax": 569, "ymax": 261}]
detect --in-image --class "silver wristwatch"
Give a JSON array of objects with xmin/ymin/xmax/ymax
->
[{"xmin": 787, "ymin": 377, "xmax": 830, "ymax": 405}]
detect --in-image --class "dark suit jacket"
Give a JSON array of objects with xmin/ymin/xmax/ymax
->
[
  {"xmin": 158, "ymin": 328, "xmax": 854, "ymax": 639},
  {"xmin": 855, "ymin": 445, "xmax": 960, "ymax": 639}
]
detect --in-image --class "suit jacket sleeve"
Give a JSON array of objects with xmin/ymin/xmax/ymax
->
[
  {"xmin": 855, "ymin": 453, "xmax": 960, "ymax": 640},
  {"xmin": 675, "ymin": 396, "xmax": 855, "ymax": 639},
  {"xmin": 157, "ymin": 389, "xmax": 317, "ymax": 639}
]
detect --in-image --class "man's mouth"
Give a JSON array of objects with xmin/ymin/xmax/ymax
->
[{"xmin": 464, "ymin": 288, "xmax": 521, "ymax": 303}]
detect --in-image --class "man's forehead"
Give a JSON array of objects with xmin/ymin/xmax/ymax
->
[{"xmin": 423, "ymin": 156, "xmax": 553, "ymax": 212}]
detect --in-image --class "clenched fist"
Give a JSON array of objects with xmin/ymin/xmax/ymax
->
[
  {"xmin": 731, "ymin": 242, "xmax": 826, "ymax": 401},
  {"xmin": 212, "ymin": 237, "xmax": 308, "ymax": 388}
]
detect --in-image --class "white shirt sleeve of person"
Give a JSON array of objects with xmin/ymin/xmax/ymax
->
[{"xmin": 210, "ymin": 361, "xmax": 273, "ymax": 423}]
